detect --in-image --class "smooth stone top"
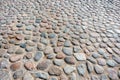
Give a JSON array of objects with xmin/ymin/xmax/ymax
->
[{"xmin": 62, "ymin": 47, "xmax": 73, "ymax": 56}]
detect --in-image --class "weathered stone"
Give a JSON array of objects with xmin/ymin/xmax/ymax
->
[
  {"xmin": 107, "ymin": 68, "xmax": 119, "ymax": 80},
  {"xmin": 48, "ymin": 66, "xmax": 62, "ymax": 76},
  {"xmin": 54, "ymin": 47, "xmax": 62, "ymax": 53},
  {"xmin": 15, "ymin": 48, "xmax": 24, "ymax": 54},
  {"xmin": 9, "ymin": 55, "xmax": 21, "ymax": 62},
  {"xmin": 24, "ymin": 61, "xmax": 35, "ymax": 71},
  {"xmin": 73, "ymin": 46, "xmax": 81, "ymax": 53},
  {"xmin": 74, "ymin": 53, "xmax": 86, "ymax": 61},
  {"xmin": 56, "ymin": 53, "xmax": 65, "ymax": 59},
  {"xmin": 97, "ymin": 58, "xmax": 106, "ymax": 66},
  {"xmin": 64, "ymin": 56, "xmax": 76, "ymax": 64},
  {"xmin": 92, "ymin": 52, "xmax": 101, "ymax": 58},
  {"xmin": 86, "ymin": 61, "xmax": 94, "ymax": 73},
  {"xmin": 77, "ymin": 64, "xmax": 86, "ymax": 76},
  {"xmin": 94, "ymin": 65, "xmax": 104, "ymax": 74},
  {"xmin": 34, "ymin": 51, "xmax": 43, "ymax": 61},
  {"xmin": 64, "ymin": 40, "xmax": 71, "ymax": 47},
  {"xmin": 54, "ymin": 59, "xmax": 64, "ymax": 66},
  {"xmin": 87, "ymin": 56, "xmax": 97, "ymax": 64},
  {"xmin": 62, "ymin": 47, "xmax": 73, "ymax": 56},
  {"xmin": 13, "ymin": 70, "xmax": 24, "ymax": 79},
  {"xmin": 32, "ymin": 71, "xmax": 49, "ymax": 79},
  {"xmin": 107, "ymin": 60, "xmax": 117, "ymax": 67},
  {"xmin": 37, "ymin": 59, "xmax": 51, "ymax": 70},
  {"xmin": 44, "ymin": 46, "xmax": 53, "ymax": 55},
  {"xmin": 47, "ymin": 53, "xmax": 55, "ymax": 59},
  {"xmin": 63, "ymin": 65, "xmax": 76, "ymax": 74},
  {"xmin": 10, "ymin": 62, "xmax": 21, "ymax": 71}
]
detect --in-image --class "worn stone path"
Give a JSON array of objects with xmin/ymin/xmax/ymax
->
[{"xmin": 0, "ymin": 0, "xmax": 120, "ymax": 80}]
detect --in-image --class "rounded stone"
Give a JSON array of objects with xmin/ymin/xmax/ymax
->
[
  {"xmin": 24, "ymin": 61, "xmax": 35, "ymax": 71},
  {"xmin": 64, "ymin": 40, "xmax": 71, "ymax": 47},
  {"xmin": 34, "ymin": 51, "xmax": 43, "ymax": 61},
  {"xmin": 73, "ymin": 53, "xmax": 86, "ymax": 61},
  {"xmin": 10, "ymin": 62, "xmax": 21, "ymax": 71},
  {"xmin": 63, "ymin": 65, "xmax": 76, "ymax": 74},
  {"xmin": 37, "ymin": 59, "xmax": 51, "ymax": 70},
  {"xmin": 56, "ymin": 53, "xmax": 65, "ymax": 59},
  {"xmin": 15, "ymin": 48, "xmax": 24, "ymax": 54},
  {"xmin": 44, "ymin": 46, "xmax": 53, "ymax": 55},
  {"xmin": 48, "ymin": 66, "xmax": 62, "ymax": 76},
  {"xmin": 94, "ymin": 65, "xmax": 104, "ymax": 74},
  {"xmin": 97, "ymin": 58, "xmax": 106, "ymax": 66},
  {"xmin": 62, "ymin": 47, "xmax": 73, "ymax": 56},
  {"xmin": 64, "ymin": 56, "xmax": 76, "ymax": 64},
  {"xmin": 47, "ymin": 53, "xmax": 55, "ymax": 59},
  {"xmin": 9, "ymin": 55, "xmax": 21, "ymax": 62},
  {"xmin": 53, "ymin": 59, "xmax": 64, "ymax": 66},
  {"xmin": 92, "ymin": 53, "xmax": 101, "ymax": 58},
  {"xmin": 13, "ymin": 70, "xmax": 23, "ymax": 79},
  {"xmin": 107, "ymin": 60, "xmax": 117, "ymax": 67}
]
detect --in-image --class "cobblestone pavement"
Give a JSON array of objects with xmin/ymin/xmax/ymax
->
[{"xmin": 0, "ymin": 0, "xmax": 120, "ymax": 80}]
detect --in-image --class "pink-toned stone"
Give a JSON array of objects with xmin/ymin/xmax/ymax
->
[
  {"xmin": 56, "ymin": 53, "xmax": 65, "ymax": 59},
  {"xmin": 9, "ymin": 55, "xmax": 21, "ymax": 62},
  {"xmin": 10, "ymin": 62, "xmax": 21, "ymax": 71},
  {"xmin": 24, "ymin": 61, "xmax": 35, "ymax": 70}
]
